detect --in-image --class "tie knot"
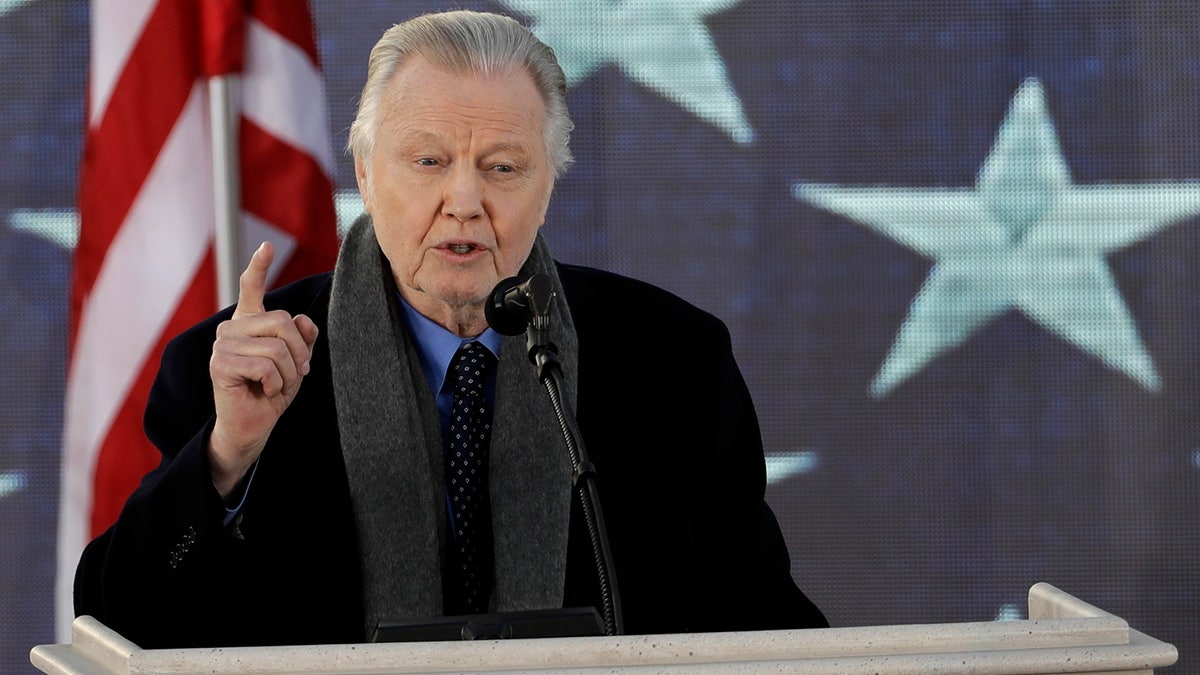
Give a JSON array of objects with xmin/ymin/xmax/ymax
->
[{"xmin": 451, "ymin": 341, "xmax": 496, "ymax": 396}]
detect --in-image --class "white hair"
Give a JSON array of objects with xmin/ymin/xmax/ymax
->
[{"xmin": 347, "ymin": 10, "xmax": 574, "ymax": 179}]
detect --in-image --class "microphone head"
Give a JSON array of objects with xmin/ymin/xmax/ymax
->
[{"xmin": 485, "ymin": 275, "xmax": 531, "ymax": 336}]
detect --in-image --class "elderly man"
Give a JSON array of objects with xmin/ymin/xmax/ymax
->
[{"xmin": 74, "ymin": 10, "xmax": 827, "ymax": 648}]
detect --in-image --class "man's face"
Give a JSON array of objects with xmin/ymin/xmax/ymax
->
[{"xmin": 356, "ymin": 56, "xmax": 553, "ymax": 328}]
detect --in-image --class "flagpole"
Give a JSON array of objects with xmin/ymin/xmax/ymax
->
[{"xmin": 209, "ymin": 74, "xmax": 241, "ymax": 308}]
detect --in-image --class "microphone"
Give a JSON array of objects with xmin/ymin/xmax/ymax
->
[
  {"xmin": 485, "ymin": 274, "xmax": 554, "ymax": 336},
  {"xmin": 484, "ymin": 272, "xmax": 626, "ymax": 635}
]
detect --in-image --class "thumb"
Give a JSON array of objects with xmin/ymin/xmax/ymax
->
[{"xmin": 234, "ymin": 241, "xmax": 273, "ymax": 318}]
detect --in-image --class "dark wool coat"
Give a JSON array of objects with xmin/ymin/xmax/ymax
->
[{"xmin": 75, "ymin": 262, "xmax": 827, "ymax": 648}]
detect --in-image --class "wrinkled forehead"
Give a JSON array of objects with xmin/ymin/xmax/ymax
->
[{"xmin": 373, "ymin": 56, "xmax": 549, "ymax": 161}]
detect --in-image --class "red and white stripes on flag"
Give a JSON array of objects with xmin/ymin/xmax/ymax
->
[{"xmin": 57, "ymin": 0, "xmax": 339, "ymax": 639}]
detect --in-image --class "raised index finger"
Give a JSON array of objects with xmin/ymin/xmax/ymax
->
[{"xmin": 234, "ymin": 241, "xmax": 273, "ymax": 318}]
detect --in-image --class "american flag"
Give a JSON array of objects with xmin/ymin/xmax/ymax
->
[
  {"xmin": 0, "ymin": 1, "xmax": 1196, "ymax": 672},
  {"xmin": 56, "ymin": 0, "xmax": 338, "ymax": 644}
]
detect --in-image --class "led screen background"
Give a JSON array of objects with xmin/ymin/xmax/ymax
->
[{"xmin": 1, "ymin": 1, "xmax": 1197, "ymax": 672}]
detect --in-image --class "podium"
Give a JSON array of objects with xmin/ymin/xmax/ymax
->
[{"xmin": 31, "ymin": 583, "xmax": 1177, "ymax": 674}]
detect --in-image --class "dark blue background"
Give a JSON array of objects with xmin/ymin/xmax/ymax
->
[{"xmin": 2, "ymin": 1, "xmax": 1196, "ymax": 672}]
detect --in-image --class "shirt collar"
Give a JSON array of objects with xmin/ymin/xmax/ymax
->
[{"xmin": 396, "ymin": 293, "xmax": 503, "ymax": 394}]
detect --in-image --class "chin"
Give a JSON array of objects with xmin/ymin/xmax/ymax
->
[{"xmin": 430, "ymin": 283, "xmax": 492, "ymax": 309}]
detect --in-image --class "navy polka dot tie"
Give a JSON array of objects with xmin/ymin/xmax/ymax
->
[{"xmin": 444, "ymin": 341, "xmax": 497, "ymax": 615}]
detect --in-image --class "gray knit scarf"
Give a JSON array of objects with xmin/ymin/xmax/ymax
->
[{"xmin": 327, "ymin": 216, "xmax": 577, "ymax": 635}]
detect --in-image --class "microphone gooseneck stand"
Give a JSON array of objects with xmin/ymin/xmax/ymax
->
[{"xmin": 517, "ymin": 278, "xmax": 624, "ymax": 637}]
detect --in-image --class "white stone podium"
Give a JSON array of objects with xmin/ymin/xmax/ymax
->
[{"xmin": 31, "ymin": 583, "xmax": 1177, "ymax": 674}]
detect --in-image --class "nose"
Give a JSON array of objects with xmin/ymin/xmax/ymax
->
[{"xmin": 442, "ymin": 164, "xmax": 483, "ymax": 223}]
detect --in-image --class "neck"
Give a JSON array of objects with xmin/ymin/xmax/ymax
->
[{"xmin": 420, "ymin": 299, "xmax": 489, "ymax": 338}]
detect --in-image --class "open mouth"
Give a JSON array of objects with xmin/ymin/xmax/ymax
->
[{"xmin": 447, "ymin": 243, "xmax": 476, "ymax": 254}]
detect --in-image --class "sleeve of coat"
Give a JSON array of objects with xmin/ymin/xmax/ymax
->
[
  {"xmin": 681, "ymin": 317, "xmax": 829, "ymax": 632},
  {"xmin": 72, "ymin": 309, "xmax": 264, "ymax": 648}
]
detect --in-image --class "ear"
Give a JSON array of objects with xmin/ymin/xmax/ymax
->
[{"xmin": 355, "ymin": 155, "xmax": 373, "ymax": 215}]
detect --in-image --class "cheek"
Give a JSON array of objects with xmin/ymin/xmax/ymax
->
[
  {"xmin": 375, "ymin": 188, "xmax": 436, "ymax": 245},
  {"xmin": 495, "ymin": 219, "xmax": 543, "ymax": 274},
  {"xmin": 372, "ymin": 211, "xmax": 425, "ymax": 276}
]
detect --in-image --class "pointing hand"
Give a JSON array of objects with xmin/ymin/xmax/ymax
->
[{"xmin": 207, "ymin": 242, "xmax": 318, "ymax": 498}]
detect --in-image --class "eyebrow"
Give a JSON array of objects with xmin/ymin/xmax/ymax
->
[
  {"xmin": 483, "ymin": 141, "xmax": 532, "ymax": 159},
  {"xmin": 393, "ymin": 130, "xmax": 532, "ymax": 156}
]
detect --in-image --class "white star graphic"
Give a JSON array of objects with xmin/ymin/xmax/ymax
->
[
  {"xmin": 0, "ymin": 0, "xmax": 37, "ymax": 16},
  {"xmin": 8, "ymin": 209, "xmax": 78, "ymax": 248},
  {"xmin": 0, "ymin": 470, "xmax": 27, "ymax": 499},
  {"xmin": 794, "ymin": 78, "xmax": 1200, "ymax": 397},
  {"xmin": 498, "ymin": 0, "xmax": 754, "ymax": 143},
  {"xmin": 765, "ymin": 450, "xmax": 820, "ymax": 485}
]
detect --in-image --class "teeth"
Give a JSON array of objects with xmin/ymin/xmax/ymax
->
[{"xmin": 449, "ymin": 244, "xmax": 473, "ymax": 254}]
